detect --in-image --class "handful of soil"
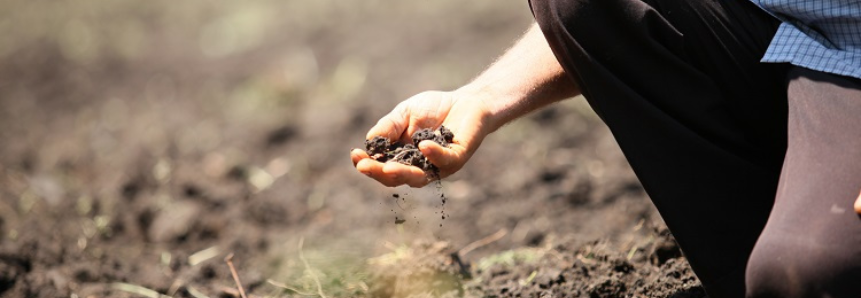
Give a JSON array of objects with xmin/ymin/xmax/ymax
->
[{"xmin": 364, "ymin": 126, "xmax": 454, "ymax": 172}]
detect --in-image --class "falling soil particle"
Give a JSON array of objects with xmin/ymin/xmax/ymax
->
[
  {"xmin": 368, "ymin": 127, "xmax": 455, "ymax": 227},
  {"xmin": 435, "ymin": 181, "xmax": 449, "ymax": 226}
]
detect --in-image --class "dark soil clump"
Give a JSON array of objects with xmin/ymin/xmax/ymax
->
[
  {"xmin": 466, "ymin": 236, "xmax": 704, "ymax": 298},
  {"xmin": 364, "ymin": 126, "xmax": 454, "ymax": 173}
]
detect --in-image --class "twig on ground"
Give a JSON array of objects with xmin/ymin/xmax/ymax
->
[
  {"xmin": 299, "ymin": 237, "xmax": 328, "ymax": 298},
  {"xmin": 267, "ymin": 279, "xmax": 317, "ymax": 296},
  {"xmin": 459, "ymin": 228, "xmax": 508, "ymax": 257},
  {"xmin": 166, "ymin": 278, "xmax": 184, "ymax": 297},
  {"xmin": 112, "ymin": 282, "xmax": 168, "ymax": 298},
  {"xmin": 185, "ymin": 286, "xmax": 209, "ymax": 298},
  {"xmin": 189, "ymin": 246, "xmax": 220, "ymax": 266},
  {"xmin": 627, "ymin": 245, "xmax": 639, "ymax": 260},
  {"xmin": 224, "ymin": 253, "xmax": 248, "ymax": 298}
]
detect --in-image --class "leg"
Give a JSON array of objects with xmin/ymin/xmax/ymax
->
[
  {"xmin": 528, "ymin": 0, "xmax": 787, "ymax": 296},
  {"xmin": 746, "ymin": 67, "xmax": 861, "ymax": 298}
]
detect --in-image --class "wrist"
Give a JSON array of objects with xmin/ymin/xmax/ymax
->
[{"xmin": 453, "ymin": 83, "xmax": 518, "ymax": 134}]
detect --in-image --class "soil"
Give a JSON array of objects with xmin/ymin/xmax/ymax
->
[
  {"xmin": 466, "ymin": 230, "xmax": 704, "ymax": 298},
  {"xmin": 0, "ymin": 2, "xmax": 705, "ymax": 298},
  {"xmin": 364, "ymin": 126, "xmax": 454, "ymax": 173},
  {"xmin": 368, "ymin": 230, "xmax": 704, "ymax": 298}
]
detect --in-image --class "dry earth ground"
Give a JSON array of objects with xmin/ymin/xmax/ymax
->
[{"xmin": 0, "ymin": 1, "xmax": 703, "ymax": 297}]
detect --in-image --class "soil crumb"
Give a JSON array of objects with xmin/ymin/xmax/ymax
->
[
  {"xmin": 465, "ymin": 234, "xmax": 705, "ymax": 298},
  {"xmin": 364, "ymin": 126, "xmax": 454, "ymax": 173},
  {"xmin": 365, "ymin": 232, "xmax": 703, "ymax": 298},
  {"xmin": 391, "ymin": 193, "xmax": 411, "ymax": 225},
  {"xmin": 435, "ymin": 181, "xmax": 449, "ymax": 227}
]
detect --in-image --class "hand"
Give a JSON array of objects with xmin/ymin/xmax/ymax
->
[
  {"xmin": 350, "ymin": 90, "xmax": 494, "ymax": 187},
  {"xmin": 855, "ymin": 190, "xmax": 861, "ymax": 214},
  {"xmin": 349, "ymin": 24, "xmax": 575, "ymax": 187}
]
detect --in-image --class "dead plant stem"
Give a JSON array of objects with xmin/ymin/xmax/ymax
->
[
  {"xmin": 459, "ymin": 228, "xmax": 508, "ymax": 257},
  {"xmin": 299, "ymin": 237, "xmax": 328, "ymax": 298},
  {"xmin": 224, "ymin": 253, "xmax": 248, "ymax": 298}
]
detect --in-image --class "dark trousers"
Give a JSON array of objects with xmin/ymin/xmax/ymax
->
[{"xmin": 528, "ymin": 0, "xmax": 861, "ymax": 297}]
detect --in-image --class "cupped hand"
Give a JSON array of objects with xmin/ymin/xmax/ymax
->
[{"xmin": 350, "ymin": 90, "xmax": 493, "ymax": 187}]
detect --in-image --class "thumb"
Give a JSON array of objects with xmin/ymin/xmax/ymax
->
[
  {"xmin": 366, "ymin": 103, "xmax": 409, "ymax": 141},
  {"xmin": 419, "ymin": 140, "xmax": 462, "ymax": 170},
  {"xmin": 854, "ymin": 190, "xmax": 861, "ymax": 214}
]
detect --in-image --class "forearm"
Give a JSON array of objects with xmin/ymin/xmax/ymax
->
[{"xmin": 456, "ymin": 23, "xmax": 580, "ymax": 132}]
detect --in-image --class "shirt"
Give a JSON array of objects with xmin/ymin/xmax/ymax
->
[{"xmin": 751, "ymin": 0, "xmax": 861, "ymax": 80}]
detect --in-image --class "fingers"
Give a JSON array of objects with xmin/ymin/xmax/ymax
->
[
  {"xmin": 366, "ymin": 91, "xmax": 454, "ymax": 143},
  {"xmin": 404, "ymin": 93, "xmax": 451, "ymax": 139},
  {"xmin": 355, "ymin": 158, "xmax": 431, "ymax": 188},
  {"xmin": 418, "ymin": 140, "xmax": 462, "ymax": 170},
  {"xmin": 350, "ymin": 148, "xmax": 369, "ymax": 167},
  {"xmin": 384, "ymin": 162, "xmax": 432, "ymax": 188},
  {"xmin": 366, "ymin": 102, "xmax": 409, "ymax": 142},
  {"xmin": 855, "ymin": 190, "xmax": 861, "ymax": 214},
  {"xmin": 352, "ymin": 141, "xmax": 459, "ymax": 188}
]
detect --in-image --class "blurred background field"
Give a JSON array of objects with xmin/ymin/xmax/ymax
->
[{"xmin": 0, "ymin": 1, "xmax": 698, "ymax": 297}]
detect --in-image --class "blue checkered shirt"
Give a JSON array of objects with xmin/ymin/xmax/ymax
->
[{"xmin": 751, "ymin": 0, "xmax": 861, "ymax": 79}]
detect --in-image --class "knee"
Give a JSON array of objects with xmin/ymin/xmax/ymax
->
[
  {"xmin": 744, "ymin": 245, "xmax": 805, "ymax": 298},
  {"xmin": 745, "ymin": 235, "xmax": 861, "ymax": 298}
]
